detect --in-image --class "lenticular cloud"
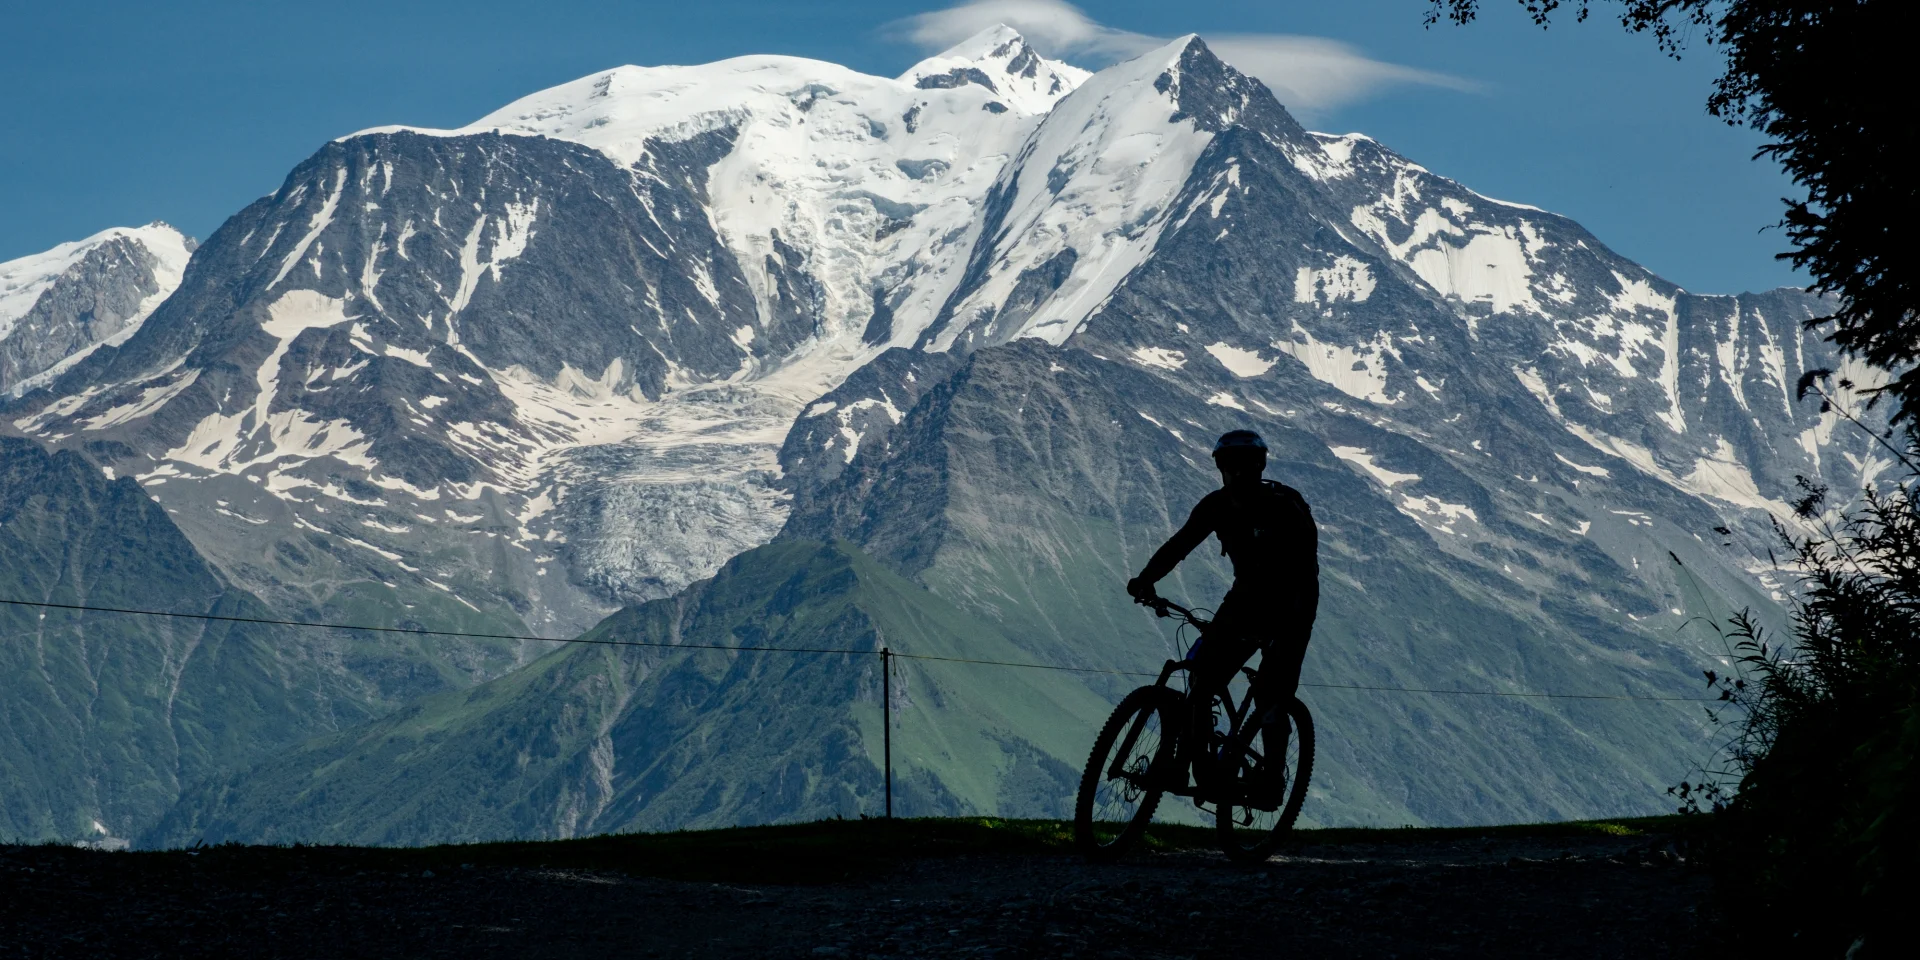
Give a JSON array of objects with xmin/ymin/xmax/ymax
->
[{"xmin": 885, "ymin": 0, "xmax": 1475, "ymax": 119}]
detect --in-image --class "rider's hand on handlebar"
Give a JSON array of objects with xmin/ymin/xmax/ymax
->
[{"xmin": 1126, "ymin": 576, "xmax": 1160, "ymax": 606}]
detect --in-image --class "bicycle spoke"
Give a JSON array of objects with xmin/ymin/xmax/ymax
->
[
  {"xmin": 1216, "ymin": 702, "xmax": 1313, "ymax": 860},
  {"xmin": 1085, "ymin": 697, "xmax": 1170, "ymax": 847}
]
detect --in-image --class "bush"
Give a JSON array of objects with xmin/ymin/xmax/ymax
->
[{"xmin": 1688, "ymin": 487, "xmax": 1920, "ymax": 955}]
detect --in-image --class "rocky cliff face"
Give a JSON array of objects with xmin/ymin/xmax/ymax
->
[
  {"xmin": 3, "ymin": 28, "xmax": 1884, "ymax": 839},
  {"xmin": 0, "ymin": 223, "xmax": 194, "ymax": 396}
]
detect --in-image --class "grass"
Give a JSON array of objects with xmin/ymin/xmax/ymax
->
[{"xmin": 8, "ymin": 815, "xmax": 1692, "ymax": 886}]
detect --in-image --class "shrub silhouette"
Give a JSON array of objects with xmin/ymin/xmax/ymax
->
[{"xmin": 1689, "ymin": 484, "xmax": 1918, "ymax": 956}]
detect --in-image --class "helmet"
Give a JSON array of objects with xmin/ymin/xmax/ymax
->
[{"xmin": 1211, "ymin": 430, "xmax": 1268, "ymax": 459}]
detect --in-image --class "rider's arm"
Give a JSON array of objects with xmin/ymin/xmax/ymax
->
[{"xmin": 1130, "ymin": 496, "xmax": 1215, "ymax": 596}]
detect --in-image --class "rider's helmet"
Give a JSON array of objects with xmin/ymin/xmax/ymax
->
[{"xmin": 1212, "ymin": 429, "xmax": 1268, "ymax": 473}]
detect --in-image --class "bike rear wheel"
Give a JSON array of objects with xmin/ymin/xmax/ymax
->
[
  {"xmin": 1214, "ymin": 697, "xmax": 1314, "ymax": 863},
  {"xmin": 1074, "ymin": 685, "xmax": 1183, "ymax": 859}
]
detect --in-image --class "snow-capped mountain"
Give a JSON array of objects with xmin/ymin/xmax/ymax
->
[
  {"xmin": 2, "ymin": 27, "xmax": 1888, "ymax": 838},
  {"xmin": 1, "ymin": 223, "xmax": 194, "ymax": 397},
  {"xmin": 2, "ymin": 29, "xmax": 1101, "ymax": 638}
]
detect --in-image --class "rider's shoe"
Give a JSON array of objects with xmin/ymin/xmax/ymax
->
[
  {"xmin": 1240, "ymin": 766, "xmax": 1289, "ymax": 810},
  {"xmin": 1188, "ymin": 732, "xmax": 1231, "ymax": 794},
  {"xmin": 1237, "ymin": 723, "xmax": 1293, "ymax": 810}
]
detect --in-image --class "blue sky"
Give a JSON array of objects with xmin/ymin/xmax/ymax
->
[{"xmin": 3, "ymin": 0, "xmax": 1803, "ymax": 294}]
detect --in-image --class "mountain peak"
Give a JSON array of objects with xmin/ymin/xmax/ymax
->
[
  {"xmin": 901, "ymin": 25, "xmax": 1090, "ymax": 114},
  {"xmin": 932, "ymin": 24, "xmax": 1027, "ymax": 62},
  {"xmin": 2, "ymin": 221, "xmax": 195, "ymax": 394}
]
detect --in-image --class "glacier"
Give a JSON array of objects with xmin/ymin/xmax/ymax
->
[{"xmin": 0, "ymin": 24, "xmax": 1895, "ymax": 838}]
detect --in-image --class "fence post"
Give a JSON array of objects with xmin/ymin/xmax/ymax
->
[{"xmin": 881, "ymin": 647, "xmax": 893, "ymax": 819}]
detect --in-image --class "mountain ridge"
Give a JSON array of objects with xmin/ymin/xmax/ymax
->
[
  {"xmin": 0, "ymin": 222, "xmax": 194, "ymax": 398},
  {"xmin": 1, "ymin": 26, "xmax": 1883, "ymax": 841}
]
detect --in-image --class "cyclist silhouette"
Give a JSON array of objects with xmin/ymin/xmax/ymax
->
[{"xmin": 1127, "ymin": 430, "xmax": 1318, "ymax": 794}]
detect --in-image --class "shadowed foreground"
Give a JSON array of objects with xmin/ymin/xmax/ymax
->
[{"xmin": 1, "ymin": 817, "xmax": 1706, "ymax": 958}]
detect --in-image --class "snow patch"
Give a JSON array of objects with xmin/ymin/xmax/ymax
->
[
  {"xmin": 1398, "ymin": 495, "xmax": 1478, "ymax": 534},
  {"xmin": 159, "ymin": 291, "xmax": 369, "ymax": 476},
  {"xmin": 1680, "ymin": 437, "xmax": 1782, "ymax": 514},
  {"xmin": 488, "ymin": 198, "xmax": 540, "ymax": 280},
  {"xmin": 1404, "ymin": 228, "xmax": 1537, "ymax": 319},
  {"xmin": 1204, "ymin": 342, "xmax": 1275, "ymax": 378},
  {"xmin": 1131, "ymin": 346, "xmax": 1186, "ymax": 370},
  {"xmin": 270, "ymin": 168, "xmax": 346, "ymax": 290},
  {"xmin": 1270, "ymin": 325, "xmax": 1397, "ymax": 405},
  {"xmin": 384, "ymin": 344, "xmax": 431, "ymax": 367},
  {"xmin": 1606, "ymin": 271, "xmax": 1685, "ymax": 433},
  {"xmin": 1518, "ymin": 365, "xmax": 1789, "ymax": 515},
  {"xmin": 1290, "ymin": 133, "xmax": 1360, "ymax": 181},
  {"xmin": 1293, "ymin": 256, "xmax": 1375, "ymax": 304},
  {"xmin": 1330, "ymin": 446, "xmax": 1419, "ymax": 486},
  {"xmin": 81, "ymin": 369, "xmax": 200, "ymax": 431},
  {"xmin": 1553, "ymin": 453, "xmax": 1610, "ymax": 478}
]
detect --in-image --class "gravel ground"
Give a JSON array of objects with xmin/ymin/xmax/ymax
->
[{"xmin": 0, "ymin": 828, "xmax": 1706, "ymax": 959}]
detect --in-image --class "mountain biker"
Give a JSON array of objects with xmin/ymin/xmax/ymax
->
[{"xmin": 1126, "ymin": 430, "xmax": 1318, "ymax": 798}]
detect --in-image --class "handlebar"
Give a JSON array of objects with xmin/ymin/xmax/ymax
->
[{"xmin": 1136, "ymin": 595, "xmax": 1210, "ymax": 629}]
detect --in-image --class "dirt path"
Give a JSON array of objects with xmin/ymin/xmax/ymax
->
[{"xmin": 1, "ymin": 826, "xmax": 1706, "ymax": 958}]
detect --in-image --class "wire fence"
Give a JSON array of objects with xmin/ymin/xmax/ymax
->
[
  {"xmin": 0, "ymin": 596, "xmax": 1721, "ymax": 698},
  {"xmin": 0, "ymin": 594, "xmax": 1720, "ymax": 821}
]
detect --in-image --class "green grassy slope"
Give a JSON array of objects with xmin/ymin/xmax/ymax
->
[
  {"xmin": 0, "ymin": 437, "xmax": 381, "ymax": 843},
  {"xmin": 793, "ymin": 342, "xmax": 1747, "ymax": 827},
  {"xmin": 149, "ymin": 540, "xmax": 1120, "ymax": 847}
]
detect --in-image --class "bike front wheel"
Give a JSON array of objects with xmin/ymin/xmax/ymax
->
[
  {"xmin": 1074, "ymin": 684, "xmax": 1183, "ymax": 860},
  {"xmin": 1214, "ymin": 697, "xmax": 1314, "ymax": 863}
]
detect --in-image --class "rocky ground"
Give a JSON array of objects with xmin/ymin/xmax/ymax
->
[{"xmin": 0, "ymin": 819, "xmax": 1707, "ymax": 958}]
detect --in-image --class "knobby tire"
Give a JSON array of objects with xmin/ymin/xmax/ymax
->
[
  {"xmin": 1074, "ymin": 685, "xmax": 1182, "ymax": 859},
  {"xmin": 1214, "ymin": 697, "xmax": 1314, "ymax": 863}
]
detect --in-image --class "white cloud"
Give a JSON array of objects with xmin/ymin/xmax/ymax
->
[
  {"xmin": 888, "ymin": 1, "xmax": 1475, "ymax": 119},
  {"xmin": 1208, "ymin": 35, "xmax": 1479, "ymax": 117},
  {"xmin": 888, "ymin": 0, "xmax": 1161, "ymax": 61}
]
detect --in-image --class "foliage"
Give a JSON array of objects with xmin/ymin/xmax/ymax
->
[
  {"xmin": 1429, "ymin": 1, "xmax": 1919, "ymax": 423},
  {"xmin": 1432, "ymin": 5, "xmax": 1915, "ymax": 952},
  {"xmin": 1671, "ymin": 485, "xmax": 1919, "ymax": 954}
]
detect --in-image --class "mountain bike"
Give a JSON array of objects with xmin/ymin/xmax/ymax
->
[{"xmin": 1073, "ymin": 598, "xmax": 1314, "ymax": 864}]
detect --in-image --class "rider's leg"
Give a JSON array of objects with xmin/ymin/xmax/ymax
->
[
  {"xmin": 1258, "ymin": 632, "xmax": 1308, "ymax": 744},
  {"xmin": 1249, "ymin": 594, "xmax": 1316, "ymax": 797},
  {"xmin": 1185, "ymin": 594, "xmax": 1255, "ymax": 786}
]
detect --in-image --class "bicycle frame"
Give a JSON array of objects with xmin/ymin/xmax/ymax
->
[
  {"xmin": 1107, "ymin": 597, "xmax": 1267, "ymax": 801},
  {"xmin": 1078, "ymin": 595, "xmax": 1315, "ymax": 859}
]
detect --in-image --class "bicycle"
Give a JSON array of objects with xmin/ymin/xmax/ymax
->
[{"xmin": 1072, "ymin": 597, "xmax": 1314, "ymax": 864}]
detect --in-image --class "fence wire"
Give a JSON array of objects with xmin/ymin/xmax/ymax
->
[{"xmin": 0, "ymin": 596, "xmax": 1718, "ymax": 702}]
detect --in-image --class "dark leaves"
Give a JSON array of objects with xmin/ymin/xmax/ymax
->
[
  {"xmin": 1792, "ymin": 475, "xmax": 1828, "ymax": 518},
  {"xmin": 1797, "ymin": 368, "xmax": 1833, "ymax": 401}
]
